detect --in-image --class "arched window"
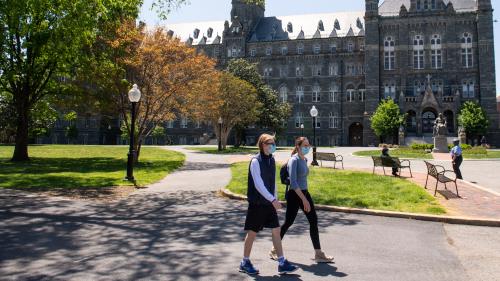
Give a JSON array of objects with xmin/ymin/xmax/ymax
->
[
  {"xmin": 461, "ymin": 32, "xmax": 473, "ymax": 68},
  {"xmin": 414, "ymin": 80, "xmax": 425, "ymax": 96},
  {"xmin": 413, "ymin": 35, "xmax": 424, "ymax": 69},
  {"xmin": 329, "ymin": 84, "xmax": 339, "ymax": 102},
  {"xmin": 384, "ymin": 36, "xmax": 396, "ymax": 70},
  {"xmin": 422, "ymin": 110, "xmax": 436, "ymax": 133},
  {"xmin": 279, "ymin": 86, "xmax": 288, "ymax": 103},
  {"xmin": 431, "ymin": 34, "xmax": 442, "ymax": 69}
]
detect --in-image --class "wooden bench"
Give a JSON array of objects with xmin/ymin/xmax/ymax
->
[
  {"xmin": 424, "ymin": 161, "xmax": 459, "ymax": 197},
  {"xmin": 371, "ymin": 156, "xmax": 413, "ymax": 177},
  {"xmin": 315, "ymin": 152, "xmax": 344, "ymax": 169}
]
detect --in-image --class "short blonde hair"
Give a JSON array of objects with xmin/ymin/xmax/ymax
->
[{"xmin": 257, "ymin": 134, "xmax": 275, "ymax": 153}]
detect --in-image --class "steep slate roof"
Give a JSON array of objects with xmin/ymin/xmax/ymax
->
[
  {"xmin": 379, "ymin": 0, "xmax": 478, "ymax": 16},
  {"xmin": 161, "ymin": 11, "xmax": 365, "ymax": 45},
  {"xmin": 164, "ymin": 20, "xmax": 225, "ymax": 45},
  {"xmin": 249, "ymin": 11, "xmax": 365, "ymax": 42}
]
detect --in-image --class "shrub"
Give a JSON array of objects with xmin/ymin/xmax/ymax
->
[
  {"xmin": 464, "ymin": 147, "xmax": 487, "ymax": 154},
  {"xmin": 411, "ymin": 143, "xmax": 434, "ymax": 150}
]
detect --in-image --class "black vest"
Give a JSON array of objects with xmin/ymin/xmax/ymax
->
[{"xmin": 247, "ymin": 153, "xmax": 276, "ymax": 205}]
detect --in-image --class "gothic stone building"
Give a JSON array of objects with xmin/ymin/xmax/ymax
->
[
  {"xmin": 41, "ymin": 0, "xmax": 497, "ymax": 146},
  {"xmin": 162, "ymin": 0, "xmax": 499, "ymax": 146}
]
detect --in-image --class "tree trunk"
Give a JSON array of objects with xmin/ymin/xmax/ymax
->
[{"xmin": 11, "ymin": 94, "xmax": 30, "ymax": 162}]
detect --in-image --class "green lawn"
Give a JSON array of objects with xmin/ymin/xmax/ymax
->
[
  {"xmin": 353, "ymin": 148, "xmax": 433, "ymax": 159},
  {"xmin": 186, "ymin": 146, "xmax": 292, "ymax": 154},
  {"xmin": 462, "ymin": 150, "xmax": 500, "ymax": 159},
  {"xmin": 227, "ymin": 162, "xmax": 446, "ymax": 215},
  {"xmin": 0, "ymin": 145, "xmax": 185, "ymax": 189}
]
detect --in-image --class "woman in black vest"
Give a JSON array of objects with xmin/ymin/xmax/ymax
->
[{"xmin": 239, "ymin": 134, "xmax": 298, "ymax": 276}]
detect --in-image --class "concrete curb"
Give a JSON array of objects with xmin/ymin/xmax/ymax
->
[{"xmin": 220, "ymin": 188, "xmax": 500, "ymax": 227}]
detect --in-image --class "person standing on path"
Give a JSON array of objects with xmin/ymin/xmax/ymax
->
[
  {"xmin": 270, "ymin": 137, "xmax": 334, "ymax": 263},
  {"xmin": 451, "ymin": 139, "xmax": 463, "ymax": 180},
  {"xmin": 239, "ymin": 134, "xmax": 299, "ymax": 276}
]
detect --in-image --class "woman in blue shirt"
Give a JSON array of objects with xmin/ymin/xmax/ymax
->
[{"xmin": 270, "ymin": 137, "xmax": 333, "ymax": 263}]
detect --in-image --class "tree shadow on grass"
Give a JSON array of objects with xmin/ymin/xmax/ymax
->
[
  {"xmin": 0, "ymin": 190, "xmax": 358, "ymax": 280},
  {"xmin": 0, "ymin": 157, "xmax": 183, "ymax": 189}
]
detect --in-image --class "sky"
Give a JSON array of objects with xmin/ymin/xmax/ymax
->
[{"xmin": 139, "ymin": 0, "xmax": 500, "ymax": 96}]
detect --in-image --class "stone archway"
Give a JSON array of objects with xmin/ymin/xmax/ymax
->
[
  {"xmin": 349, "ymin": 123, "xmax": 363, "ymax": 146},
  {"xmin": 421, "ymin": 109, "xmax": 437, "ymax": 134}
]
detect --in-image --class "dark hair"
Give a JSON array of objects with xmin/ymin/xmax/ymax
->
[{"xmin": 291, "ymin": 137, "xmax": 309, "ymax": 156}]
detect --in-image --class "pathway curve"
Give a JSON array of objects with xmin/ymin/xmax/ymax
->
[{"xmin": 0, "ymin": 146, "xmax": 499, "ymax": 280}]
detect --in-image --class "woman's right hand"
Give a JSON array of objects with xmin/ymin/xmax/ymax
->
[
  {"xmin": 272, "ymin": 200, "xmax": 282, "ymax": 210},
  {"xmin": 302, "ymin": 199, "xmax": 311, "ymax": 213}
]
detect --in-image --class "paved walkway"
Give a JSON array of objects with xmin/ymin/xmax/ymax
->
[{"xmin": 1, "ymin": 147, "xmax": 499, "ymax": 280}]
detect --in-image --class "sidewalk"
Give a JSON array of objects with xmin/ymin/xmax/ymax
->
[{"xmin": 367, "ymin": 167, "xmax": 500, "ymax": 220}]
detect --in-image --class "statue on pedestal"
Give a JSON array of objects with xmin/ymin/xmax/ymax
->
[
  {"xmin": 432, "ymin": 113, "xmax": 449, "ymax": 153},
  {"xmin": 398, "ymin": 125, "xmax": 405, "ymax": 146}
]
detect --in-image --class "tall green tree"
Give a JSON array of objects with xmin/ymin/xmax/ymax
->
[
  {"xmin": 226, "ymin": 59, "xmax": 290, "ymax": 137},
  {"xmin": 370, "ymin": 99, "xmax": 405, "ymax": 144},
  {"xmin": 458, "ymin": 101, "xmax": 490, "ymax": 143},
  {"xmin": 0, "ymin": 0, "xmax": 140, "ymax": 161}
]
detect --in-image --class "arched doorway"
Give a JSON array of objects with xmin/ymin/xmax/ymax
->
[
  {"xmin": 421, "ymin": 110, "xmax": 436, "ymax": 134},
  {"xmin": 349, "ymin": 123, "xmax": 363, "ymax": 146}
]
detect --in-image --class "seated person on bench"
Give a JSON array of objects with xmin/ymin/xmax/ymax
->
[{"xmin": 381, "ymin": 145, "xmax": 398, "ymax": 177}]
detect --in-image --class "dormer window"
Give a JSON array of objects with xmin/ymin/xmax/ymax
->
[
  {"xmin": 287, "ymin": 22, "xmax": 293, "ymax": 33},
  {"xmin": 207, "ymin": 28, "xmax": 213, "ymax": 38},
  {"xmin": 318, "ymin": 20, "xmax": 324, "ymax": 31},
  {"xmin": 193, "ymin": 28, "xmax": 200, "ymax": 39},
  {"xmin": 232, "ymin": 26, "xmax": 240, "ymax": 33}
]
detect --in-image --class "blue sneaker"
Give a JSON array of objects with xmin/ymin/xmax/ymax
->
[
  {"xmin": 278, "ymin": 259, "xmax": 298, "ymax": 275},
  {"xmin": 239, "ymin": 260, "xmax": 259, "ymax": 275}
]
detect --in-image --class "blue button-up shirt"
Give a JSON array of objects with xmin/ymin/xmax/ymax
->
[{"xmin": 450, "ymin": 145, "xmax": 462, "ymax": 157}]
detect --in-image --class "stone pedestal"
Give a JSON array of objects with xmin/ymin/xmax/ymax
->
[
  {"xmin": 399, "ymin": 132, "xmax": 405, "ymax": 146},
  {"xmin": 433, "ymin": 136, "xmax": 449, "ymax": 153}
]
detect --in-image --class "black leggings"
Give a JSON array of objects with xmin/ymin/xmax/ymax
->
[{"xmin": 280, "ymin": 189, "xmax": 321, "ymax": 250}]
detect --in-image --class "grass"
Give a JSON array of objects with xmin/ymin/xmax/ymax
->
[
  {"xmin": 226, "ymin": 162, "xmax": 446, "ymax": 215},
  {"xmin": 186, "ymin": 146, "xmax": 292, "ymax": 154},
  {"xmin": 353, "ymin": 148, "xmax": 433, "ymax": 159},
  {"xmin": 462, "ymin": 150, "xmax": 500, "ymax": 159},
  {"xmin": 0, "ymin": 145, "xmax": 185, "ymax": 189}
]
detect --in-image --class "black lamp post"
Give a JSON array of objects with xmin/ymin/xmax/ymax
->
[
  {"xmin": 218, "ymin": 117, "xmax": 223, "ymax": 151},
  {"xmin": 310, "ymin": 105, "xmax": 319, "ymax": 166},
  {"xmin": 126, "ymin": 84, "xmax": 141, "ymax": 181}
]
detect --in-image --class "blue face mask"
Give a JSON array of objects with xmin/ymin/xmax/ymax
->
[
  {"xmin": 268, "ymin": 144, "xmax": 277, "ymax": 154},
  {"xmin": 301, "ymin": 147, "xmax": 311, "ymax": 155}
]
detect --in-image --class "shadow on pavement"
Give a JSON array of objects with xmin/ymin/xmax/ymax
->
[{"xmin": 0, "ymin": 190, "xmax": 358, "ymax": 280}]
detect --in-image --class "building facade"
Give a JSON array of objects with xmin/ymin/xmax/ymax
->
[
  {"xmin": 161, "ymin": 0, "xmax": 498, "ymax": 146},
  {"xmin": 38, "ymin": 0, "xmax": 499, "ymax": 146}
]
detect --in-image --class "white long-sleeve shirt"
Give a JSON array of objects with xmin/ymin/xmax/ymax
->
[{"xmin": 250, "ymin": 158, "xmax": 277, "ymax": 202}]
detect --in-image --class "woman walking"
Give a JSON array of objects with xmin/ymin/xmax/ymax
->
[
  {"xmin": 239, "ymin": 134, "xmax": 298, "ymax": 275},
  {"xmin": 270, "ymin": 137, "xmax": 334, "ymax": 263}
]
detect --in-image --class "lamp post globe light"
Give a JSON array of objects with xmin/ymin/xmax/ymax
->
[
  {"xmin": 310, "ymin": 105, "xmax": 319, "ymax": 166},
  {"xmin": 300, "ymin": 124, "xmax": 304, "ymax": 136},
  {"xmin": 218, "ymin": 117, "xmax": 223, "ymax": 151},
  {"xmin": 126, "ymin": 84, "xmax": 141, "ymax": 181}
]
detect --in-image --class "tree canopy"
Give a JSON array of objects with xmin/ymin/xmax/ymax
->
[
  {"xmin": 370, "ymin": 99, "xmax": 405, "ymax": 143},
  {"xmin": 458, "ymin": 101, "xmax": 490, "ymax": 140}
]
